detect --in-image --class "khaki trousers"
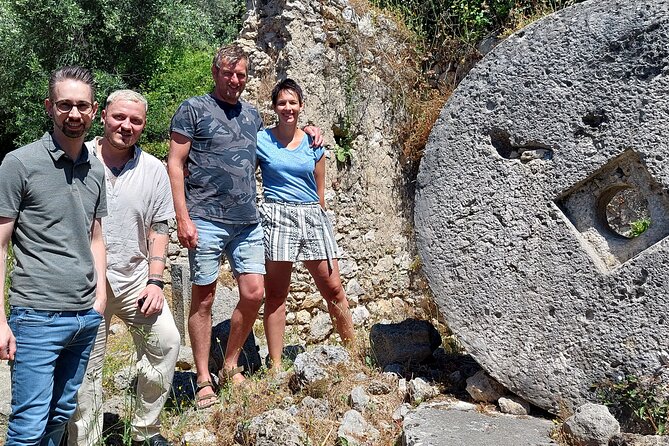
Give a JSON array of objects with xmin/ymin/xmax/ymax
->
[{"xmin": 67, "ymin": 282, "xmax": 180, "ymax": 444}]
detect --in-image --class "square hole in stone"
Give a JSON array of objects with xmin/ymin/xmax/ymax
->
[{"xmin": 555, "ymin": 149, "xmax": 669, "ymax": 272}]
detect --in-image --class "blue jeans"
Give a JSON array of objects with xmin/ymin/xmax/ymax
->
[{"xmin": 6, "ymin": 307, "xmax": 102, "ymax": 446}]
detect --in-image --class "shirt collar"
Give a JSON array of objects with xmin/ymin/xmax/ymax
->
[
  {"xmin": 44, "ymin": 132, "xmax": 91, "ymax": 166},
  {"xmin": 89, "ymin": 136, "xmax": 142, "ymax": 168}
]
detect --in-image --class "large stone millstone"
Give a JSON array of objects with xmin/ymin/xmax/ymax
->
[{"xmin": 415, "ymin": 0, "xmax": 669, "ymax": 413}]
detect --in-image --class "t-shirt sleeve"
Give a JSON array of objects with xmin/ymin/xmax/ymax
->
[
  {"xmin": 313, "ymin": 146, "xmax": 325, "ymax": 163},
  {"xmin": 311, "ymin": 135, "xmax": 325, "ymax": 162},
  {"xmin": 96, "ymin": 175, "xmax": 108, "ymax": 219},
  {"xmin": 153, "ymin": 166, "xmax": 176, "ymax": 221},
  {"xmin": 256, "ymin": 130, "xmax": 269, "ymax": 164},
  {"xmin": 170, "ymin": 100, "xmax": 196, "ymax": 139},
  {"xmin": 0, "ymin": 154, "xmax": 27, "ymax": 219},
  {"xmin": 253, "ymin": 108, "xmax": 263, "ymax": 131}
]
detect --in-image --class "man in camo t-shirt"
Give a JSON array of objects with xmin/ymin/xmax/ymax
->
[
  {"xmin": 168, "ymin": 44, "xmax": 321, "ymax": 408},
  {"xmin": 168, "ymin": 44, "xmax": 262, "ymax": 408}
]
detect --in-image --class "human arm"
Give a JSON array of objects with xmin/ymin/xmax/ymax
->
[
  {"xmin": 303, "ymin": 125, "xmax": 323, "ymax": 147},
  {"xmin": 314, "ymin": 156, "xmax": 326, "ymax": 209},
  {"xmin": 167, "ymin": 132, "xmax": 198, "ymax": 249},
  {"xmin": 90, "ymin": 217, "xmax": 107, "ymax": 315},
  {"xmin": 0, "ymin": 217, "xmax": 16, "ymax": 360},
  {"xmin": 137, "ymin": 220, "xmax": 169, "ymax": 316}
]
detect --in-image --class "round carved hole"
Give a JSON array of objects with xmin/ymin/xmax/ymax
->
[{"xmin": 604, "ymin": 187, "xmax": 651, "ymax": 238}]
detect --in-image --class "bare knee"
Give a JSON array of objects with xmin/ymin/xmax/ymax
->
[
  {"xmin": 239, "ymin": 285, "xmax": 264, "ymax": 308},
  {"xmin": 191, "ymin": 284, "xmax": 216, "ymax": 313}
]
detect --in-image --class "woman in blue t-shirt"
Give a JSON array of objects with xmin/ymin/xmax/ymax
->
[{"xmin": 257, "ymin": 79, "xmax": 355, "ymax": 370}]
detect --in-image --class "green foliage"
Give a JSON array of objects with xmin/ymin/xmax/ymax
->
[
  {"xmin": 333, "ymin": 63, "xmax": 358, "ymax": 165},
  {"xmin": 142, "ymin": 49, "xmax": 214, "ymax": 156},
  {"xmin": 595, "ymin": 374, "xmax": 669, "ymax": 435},
  {"xmin": 629, "ymin": 217, "xmax": 651, "ymax": 238},
  {"xmin": 370, "ymin": 0, "xmax": 582, "ymax": 44},
  {"xmin": 0, "ymin": 0, "xmax": 244, "ymax": 152}
]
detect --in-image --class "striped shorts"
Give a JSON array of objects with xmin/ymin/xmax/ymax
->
[{"xmin": 260, "ymin": 199, "xmax": 339, "ymax": 266}]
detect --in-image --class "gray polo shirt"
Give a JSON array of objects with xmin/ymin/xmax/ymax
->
[
  {"xmin": 88, "ymin": 138, "xmax": 175, "ymax": 298},
  {"xmin": 0, "ymin": 132, "xmax": 108, "ymax": 311}
]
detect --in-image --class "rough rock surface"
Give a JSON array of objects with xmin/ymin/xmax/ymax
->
[
  {"xmin": 292, "ymin": 345, "xmax": 350, "ymax": 389},
  {"xmin": 498, "ymin": 395, "xmax": 531, "ymax": 416},
  {"xmin": 234, "ymin": 408, "xmax": 308, "ymax": 446},
  {"xmin": 466, "ymin": 370, "xmax": 507, "ymax": 403},
  {"xmin": 610, "ymin": 433, "xmax": 669, "ymax": 446},
  {"xmin": 337, "ymin": 409, "xmax": 380, "ymax": 446},
  {"xmin": 402, "ymin": 401, "xmax": 557, "ymax": 446},
  {"xmin": 561, "ymin": 403, "xmax": 620, "ymax": 446},
  {"xmin": 407, "ymin": 377, "xmax": 440, "ymax": 404},
  {"xmin": 369, "ymin": 319, "xmax": 442, "ymax": 367},
  {"xmin": 415, "ymin": 0, "xmax": 669, "ymax": 413}
]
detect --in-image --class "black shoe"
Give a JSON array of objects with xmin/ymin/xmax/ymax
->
[{"xmin": 131, "ymin": 434, "xmax": 174, "ymax": 446}]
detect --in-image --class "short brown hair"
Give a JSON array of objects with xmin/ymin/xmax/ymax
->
[
  {"xmin": 48, "ymin": 66, "xmax": 95, "ymax": 102},
  {"xmin": 213, "ymin": 44, "xmax": 248, "ymax": 71}
]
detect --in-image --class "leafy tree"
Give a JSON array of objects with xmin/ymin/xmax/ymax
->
[
  {"xmin": 142, "ymin": 49, "xmax": 214, "ymax": 158},
  {"xmin": 0, "ymin": 0, "xmax": 244, "ymax": 156}
]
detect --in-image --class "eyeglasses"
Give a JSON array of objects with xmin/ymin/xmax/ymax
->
[{"xmin": 54, "ymin": 100, "xmax": 93, "ymax": 114}]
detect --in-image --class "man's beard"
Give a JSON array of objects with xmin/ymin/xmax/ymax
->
[
  {"xmin": 106, "ymin": 131, "xmax": 136, "ymax": 151},
  {"xmin": 59, "ymin": 119, "xmax": 89, "ymax": 138}
]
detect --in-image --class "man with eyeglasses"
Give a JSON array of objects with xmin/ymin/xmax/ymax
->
[
  {"xmin": 0, "ymin": 66, "xmax": 107, "ymax": 445},
  {"xmin": 68, "ymin": 90, "xmax": 179, "ymax": 446},
  {"xmin": 168, "ymin": 44, "xmax": 321, "ymax": 408}
]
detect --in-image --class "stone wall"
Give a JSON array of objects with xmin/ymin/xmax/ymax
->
[{"xmin": 166, "ymin": 0, "xmax": 432, "ymax": 343}]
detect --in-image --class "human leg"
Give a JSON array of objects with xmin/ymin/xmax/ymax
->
[
  {"xmin": 187, "ymin": 218, "xmax": 227, "ymax": 405},
  {"xmin": 262, "ymin": 261, "xmax": 293, "ymax": 370},
  {"xmin": 68, "ymin": 282, "xmax": 117, "ymax": 446},
  {"xmin": 43, "ymin": 309, "xmax": 101, "ymax": 446},
  {"xmin": 6, "ymin": 308, "xmax": 101, "ymax": 446},
  {"xmin": 66, "ymin": 317, "xmax": 109, "ymax": 446},
  {"xmin": 6, "ymin": 308, "xmax": 62, "ymax": 445},
  {"xmin": 122, "ymin": 293, "xmax": 180, "ymax": 440},
  {"xmin": 304, "ymin": 259, "xmax": 355, "ymax": 345},
  {"xmin": 222, "ymin": 273, "xmax": 263, "ymax": 383},
  {"xmin": 189, "ymin": 282, "xmax": 217, "ymax": 403},
  {"xmin": 222, "ymin": 223, "xmax": 266, "ymax": 383}
]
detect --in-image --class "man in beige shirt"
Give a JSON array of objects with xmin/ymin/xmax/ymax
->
[{"xmin": 68, "ymin": 90, "xmax": 179, "ymax": 446}]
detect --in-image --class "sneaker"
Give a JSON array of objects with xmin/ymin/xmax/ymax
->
[{"xmin": 131, "ymin": 434, "xmax": 174, "ymax": 446}]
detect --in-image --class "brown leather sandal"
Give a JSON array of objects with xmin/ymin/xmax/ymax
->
[
  {"xmin": 218, "ymin": 365, "xmax": 245, "ymax": 386},
  {"xmin": 195, "ymin": 381, "xmax": 217, "ymax": 409}
]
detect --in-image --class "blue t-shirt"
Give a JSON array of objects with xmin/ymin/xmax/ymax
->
[{"xmin": 256, "ymin": 129, "xmax": 324, "ymax": 203}]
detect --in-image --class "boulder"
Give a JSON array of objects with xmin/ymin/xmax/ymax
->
[{"xmin": 369, "ymin": 319, "xmax": 441, "ymax": 367}]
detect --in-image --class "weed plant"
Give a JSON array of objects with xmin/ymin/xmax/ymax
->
[
  {"xmin": 629, "ymin": 217, "xmax": 651, "ymax": 238},
  {"xmin": 595, "ymin": 374, "xmax": 669, "ymax": 435}
]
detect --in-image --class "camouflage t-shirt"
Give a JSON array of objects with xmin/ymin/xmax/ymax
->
[{"xmin": 171, "ymin": 94, "xmax": 262, "ymax": 224}]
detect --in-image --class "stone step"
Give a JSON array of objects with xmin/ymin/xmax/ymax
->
[{"xmin": 403, "ymin": 401, "xmax": 558, "ymax": 446}]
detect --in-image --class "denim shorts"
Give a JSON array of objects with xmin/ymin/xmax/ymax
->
[{"xmin": 189, "ymin": 218, "xmax": 265, "ymax": 285}]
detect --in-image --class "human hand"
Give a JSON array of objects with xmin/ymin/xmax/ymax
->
[
  {"xmin": 93, "ymin": 298, "xmax": 106, "ymax": 316},
  {"xmin": 304, "ymin": 125, "xmax": 323, "ymax": 147},
  {"xmin": 0, "ymin": 322, "xmax": 16, "ymax": 361},
  {"xmin": 177, "ymin": 217, "xmax": 198, "ymax": 249},
  {"xmin": 137, "ymin": 285, "xmax": 165, "ymax": 316}
]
